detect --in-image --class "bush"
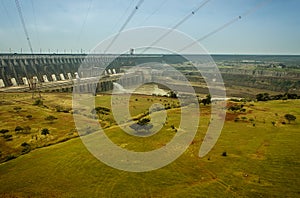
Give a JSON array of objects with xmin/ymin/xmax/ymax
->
[
  {"xmin": 284, "ymin": 114, "xmax": 296, "ymax": 124},
  {"xmin": 256, "ymin": 93, "xmax": 270, "ymax": 101},
  {"xmin": 26, "ymin": 115, "xmax": 33, "ymax": 119},
  {"xmin": 222, "ymin": 152, "xmax": 227, "ymax": 157},
  {"xmin": 0, "ymin": 129, "xmax": 9, "ymax": 134},
  {"xmin": 3, "ymin": 134, "xmax": 13, "ymax": 141},
  {"xmin": 234, "ymin": 117, "xmax": 240, "ymax": 122},
  {"xmin": 130, "ymin": 118, "xmax": 153, "ymax": 132},
  {"xmin": 5, "ymin": 155, "xmax": 16, "ymax": 161},
  {"xmin": 91, "ymin": 106, "xmax": 111, "ymax": 115},
  {"xmin": 23, "ymin": 126, "xmax": 31, "ymax": 133},
  {"xmin": 13, "ymin": 106, "xmax": 22, "ymax": 112},
  {"xmin": 45, "ymin": 115, "xmax": 58, "ymax": 123},
  {"xmin": 21, "ymin": 142, "xmax": 30, "ymax": 147},
  {"xmin": 168, "ymin": 91, "xmax": 178, "ymax": 98},
  {"xmin": 55, "ymin": 106, "xmax": 70, "ymax": 113},
  {"xmin": 137, "ymin": 118, "xmax": 150, "ymax": 125},
  {"xmin": 41, "ymin": 128, "xmax": 50, "ymax": 135},
  {"xmin": 21, "ymin": 142, "xmax": 31, "ymax": 154},
  {"xmin": 33, "ymin": 99, "xmax": 43, "ymax": 106},
  {"xmin": 15, "ymin": 126, "xmax": 23, "ymax": 133}
]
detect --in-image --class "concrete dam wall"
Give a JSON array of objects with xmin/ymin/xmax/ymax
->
[{"xmin": 0, "ymin": 54, "xmax": 166, "ymax": 88}]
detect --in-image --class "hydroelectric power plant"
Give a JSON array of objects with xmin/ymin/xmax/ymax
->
[{"xmin": 0, "ymin": 53, "xmax": 186, "ymax": 93}]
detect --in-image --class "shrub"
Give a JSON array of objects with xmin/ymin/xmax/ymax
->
[
  {"xmin": 5, "ymin": 155, "xmax": 16, "ymax": 161},
  {"xmin": 13, "ymin": 106, "xmax": 22, "ymax": 112},
  {"xmin": 23, "ymin": 126, "xmax": 31, "ymax": 133},
  {"xmin": 222, "ymin": 152, "xmax": 227, "ymax": 157},
  {"xmin": 271, "ymin": 121, "xmax": 276, "ymax": 126},
  {"xmin": 21, "ymin": 142, "xmax": 30, "ymax": 147},
  {"xmin": 45, "ymin": 115, "xmax": 58, "ymax": 123},
  {"xmin": 234, "ymin": 117, "xmax": 240, "ymax": 122},
  {"xmin": 256, "ymin": 93, "xmax": 270, "ymax": 101},
  {"xmin": 26, "ymin": 115, "xmax": 33, "ymax": 119},
  {"xmin": 168, "ymin": 91, "xmax": 178, "ymax": 98},
  {"xmin": 15, "ymin": 126, "xmax": 23, "ymax": 133},
  {"xmin": 55, "ymin": 106, "xmax": 70, "ymax": 113},
  {"xmin": 284, "ymin": 114, "xmax": 296, "ymax": 124},
  {"xmin": 33, "ymin": 99, "xmax": 43, "ymax": 106},
  {"xmin": 21, "ymin": 142, "xmax": 31, "ymax": 154},
  {"xmin": 130, "ymin": 118, "xmax": 153, "ymax": 132},
  {"xmin": 3, "ymin": 134, "xmax": 13, "ymax": 141},
  {"xmin": 41, "ymin": 128, "xmax": 50, "ymax": 135},
  {"xmin": 91, "ymin": 106, "xmax": 111, "ymax": 115},
  {"xmin": 0, "ymin": 129, "xmax": 9, "ymax": 134}
]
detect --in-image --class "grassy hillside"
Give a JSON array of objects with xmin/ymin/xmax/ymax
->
[{"xmin": 0, "ymin": 93, "xmax": 299, "ymax": 197}]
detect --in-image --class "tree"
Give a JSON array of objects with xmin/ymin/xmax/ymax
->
[
  {"xmin": 15, "ymin": 126, "xmax": 23, "ymax": 133},
  {"xmin": 26, "ymin": 115, "xmax": 33, "ymax": 120},
  {"xmin": 130, "ymin": 118, "xmax": 153, "ymax": 133},
  {"xmin": 256, "ymin": 93, "xmax": 270, "ymax": 101},
  {"xmin": 41, "ymin": 128, "xmax": 50, "ymax": 135},
  {"xmin": 271, "ymin": 121, "xmax": 276, "ymax": 126},
  {"xmin": 202, "ymin": 94, "xmax": 211, "ymax": 106},
  {"xmin": 168, "ymin": 91, "xmax": 178, "ymax": 98},
  {"xmin": 284, "ymin": 114, "xmax": 296, "ymax": 124},
  {"xmin": 45, "ymin": 115, "xmax": 57, "ymax": 123},
  {"xmin": 13, "ymin": 106, "xmax": 22, "ymax": 112},
  {"xmin": 91, "ymin": 106, "xmax": 110, "ymax": 115},
  {"xmin": 33, "ymin": 99, "xmax": 43, "ymax": 106},
  {"xmin": 0, "ymin": 129, "xmax": 9, "ymax": 134},
  {"xmin": 23, "ymin": 126, "xmax": 31, "ymax": 133}
]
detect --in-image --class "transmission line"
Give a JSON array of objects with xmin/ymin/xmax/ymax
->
[
  {"xmin": 110, "ymin": 0, "xmax": 135, "ymax": 34},
  {"xmin": 76, "ymin": 0, "xmax": 93, "ymax": 50},
  {"xmin": 138, "ymin": 0, "xmax": 168, "ymax": 26},
  {"xmin": 15, "ymin": 0, "xmax": 33, "ymax": 54},
  {"xmin": 104, "ymin": 0, "xmax": 145, "ymax": 53},
  {"xmin": 179, "ymin": 0, "xmax": 272, "ymax": 52},
  {"xmin": 141, "ymin": 0, "xmax": 211, "ymax": 53},
  {"xmin": 30, "ymin": 0, "xmax": 40, "ymax": 50}
]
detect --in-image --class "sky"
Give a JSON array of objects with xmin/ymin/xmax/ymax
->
[{"xmin": 0, "ymin": 0, "xmax": 299, "ymax": 55}]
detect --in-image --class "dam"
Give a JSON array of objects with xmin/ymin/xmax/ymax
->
[{"xmin": 0, "ymin": 53, "xmax": 170, "ymax": 92}]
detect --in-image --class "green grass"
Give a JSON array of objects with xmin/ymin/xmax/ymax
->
[{"xmin": 0, "ymin": 93, "xmax": 299, "ymax": 197}]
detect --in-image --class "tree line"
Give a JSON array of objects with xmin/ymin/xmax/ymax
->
[{"xmin": 256, "ymin": 93, "xmax": 300, "ymax": 101}]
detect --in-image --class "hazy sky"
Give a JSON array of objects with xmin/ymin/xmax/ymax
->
[{"xmin": 0, "ymin": 0, "xmax": 299, "ymax": 54}]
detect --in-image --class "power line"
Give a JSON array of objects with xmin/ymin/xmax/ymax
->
[
  {"xmin": 110, "ymin": 0, "xmax": 135, "ymax": 34},
  {"xmin": 141, "ymin": 0, "xmax": 211, "ymax": 53},
  {"xmin": 104, "ymin": 0, "xmax": 145, "ymax": 53},
  {"xmin": 30, "ymin": 0, "xmax": 40, "ymax": 50},
  {"xmin": 15, "ymin": 0, "xmax": 34, "ymax": 54},
  {"xmin": 138, "ymin": 0, "xmax": 169, "ymax": 26},
  {"xmin": 76, "ymin": 0, "xmax": 93, "ymax": 49},
  {"xmin": 179, "ymin": 0, "xmax": 272, "ymax": 52}
]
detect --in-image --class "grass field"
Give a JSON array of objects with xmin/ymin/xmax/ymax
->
[{"xmin": 0, "ymin": 93, "xmax": 299, "ymax": 197}]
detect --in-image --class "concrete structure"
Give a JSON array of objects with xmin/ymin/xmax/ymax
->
[
  {"xmin": 0, "ymin": 53, "xmax": 165, "ymax": 87},
  {"xmin": 0, "ymin": 71, "xmax": 145, "ymax": 94}
]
